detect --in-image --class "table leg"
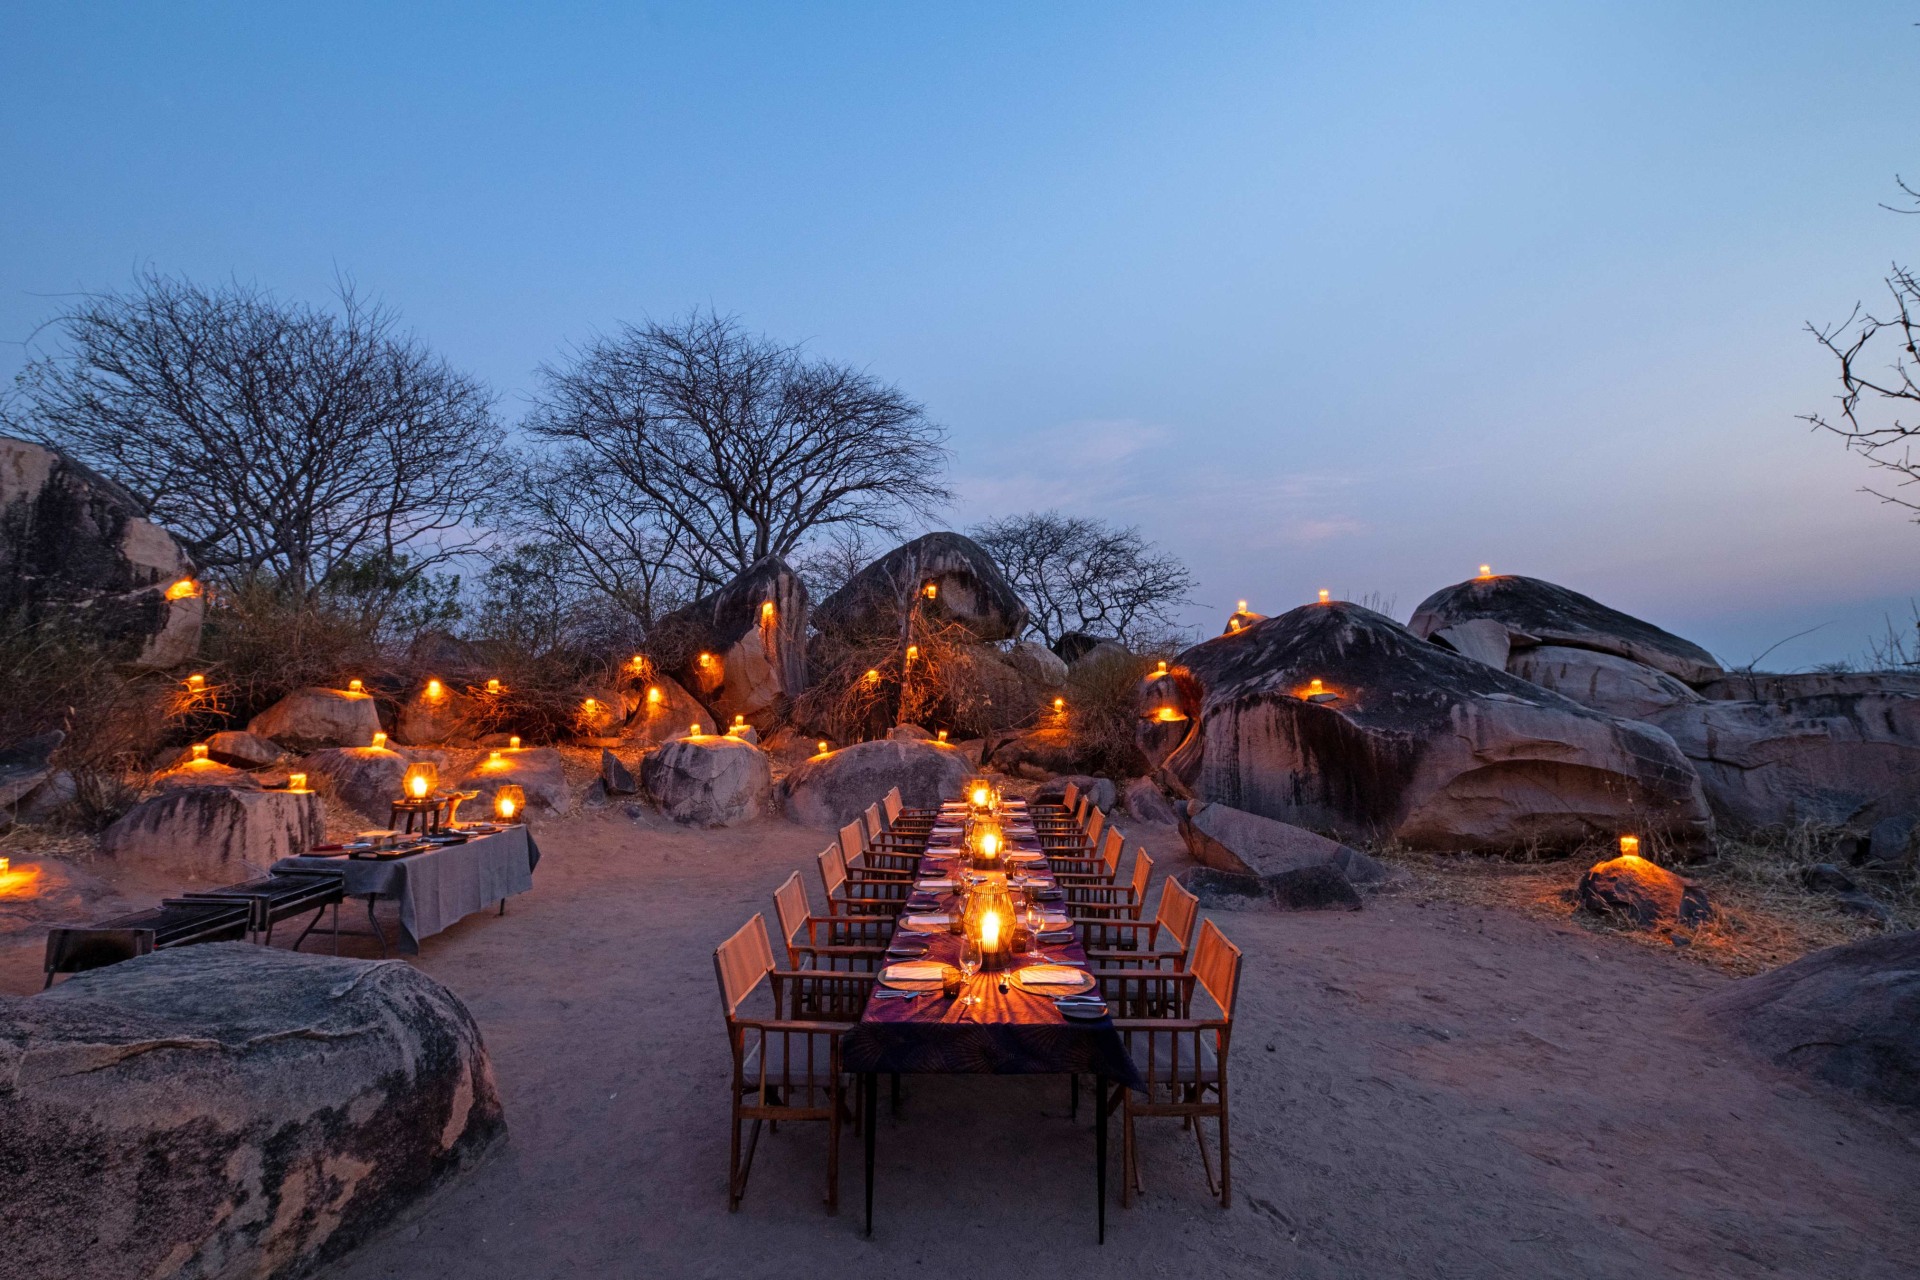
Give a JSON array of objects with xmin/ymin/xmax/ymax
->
[
  {"xmin": 365, "ymin": 896, "xmax": 389, "ymax": 958},
  {"xmin": 1095, "ymin": 1073, "xmax": 1108, "ymax": 1244},
  {"xmin": 863, "ymin": 1072, "xmax": 878, "ymax": 1237}
]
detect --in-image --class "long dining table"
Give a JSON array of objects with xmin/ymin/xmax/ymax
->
[{"xmin": 841, "ymin": 797, "xmax": 1142, "ymax": 1242}]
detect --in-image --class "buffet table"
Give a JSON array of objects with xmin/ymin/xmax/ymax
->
[{"xmin": 273, "ymin": 825, "xmax": 540, "ymax": 955}]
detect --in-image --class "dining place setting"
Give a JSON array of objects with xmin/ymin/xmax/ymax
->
[{"xmin": 713, "ymin": 778, "xmax": 1244, "ymax": 1243}]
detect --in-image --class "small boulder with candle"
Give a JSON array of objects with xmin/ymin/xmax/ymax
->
[
  {"xmin": 648, "ymin": 555, "xmax": 810, "ymax": 727},
  {"xmin": 295, "ymin": 744, "xmax": 413, "ymax": 820},
  {"xmin": 781, "ymin": 737, "xmax": 973, "ymax": 828},
  {"xmin": 619, "ymin": 673, "xmax": 715, "ymax": 749},
  {"xmin": 395, "ymin": 676, "xmax": 476, "ymax": 745},
  {"xmin": 640, "ymin": 734, "xmax": 772, "ymax": 827},
  {"xmin": 1576, "ymin": 837, "xmax": 1712, "ymax": 930}
]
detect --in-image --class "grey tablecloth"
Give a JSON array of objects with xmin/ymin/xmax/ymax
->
[{"xmin": 274, "ymin": 826, "xmax": 539, "ymax": 954}]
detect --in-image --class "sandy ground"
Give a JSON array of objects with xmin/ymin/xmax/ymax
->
[{"xmin": 8, "ymin": 807, "xmax": 1920, "ymax": 1278}]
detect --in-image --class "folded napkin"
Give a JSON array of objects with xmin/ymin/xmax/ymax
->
[
  {"xmin": 885, "ymin": 961, "xmax": 947, "ymax": 981},
  {"xmin": 915, "ymin": 878, "xmax": 955, "ymax": 890},
  {"xmin": 1021, "ymin": 964, "xmax": 1089, "ymax": 985},
  {"xmin": 902, "ymin": 914, "xmax": 951, "ymax": 930}
]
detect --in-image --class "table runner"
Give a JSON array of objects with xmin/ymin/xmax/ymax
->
[
  {"xmin": 843, "ymin": 803, "xmax": 1141, "ymax": 1087},
  {"xmin": 273, "ymin": 825, "xmax": 540, "ymax": 954}
]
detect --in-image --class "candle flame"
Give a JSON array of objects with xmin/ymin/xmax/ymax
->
[
  {"xmin": 165, "ymin": 577, "xmax": 200, "ymax": 601},
  {"xmin": 509, "ymin": 735, "xmax": 521, "ymax": 749},
  {"xmin": 487, "ymin": 678, "xmax": 501, "ymax": 694},
  {"xmin": 981, "ymin": 910, "xmax": 1001, "ymax": 950},
  {"xmin": 1318, "ymin": 589, "xmax": 1330, "ymax": 605}
]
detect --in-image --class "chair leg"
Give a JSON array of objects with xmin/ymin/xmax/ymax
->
[
  {"xmin": 1217, "ymin": 1082, "xmax": 1232, "ymax": 1209},
  {"xmin": 1121, "ymin": 1102, "xmax": 1137, "ymax": 1208},
  {"xmin": 728, "ymin": 1106, "xmax": 745, "ymax": 1211}
]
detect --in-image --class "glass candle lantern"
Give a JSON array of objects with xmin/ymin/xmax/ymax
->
[
  {"xmin": 403, "ymin": 761, "xmax": 438, "ymax": 801},
  {"xmin": 495, "ymin": 784, "xmax": 526, "ymax": 822}
]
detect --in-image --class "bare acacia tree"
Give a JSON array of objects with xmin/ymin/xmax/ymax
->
[
  {"xmin": 1805, "ymin": 177, "xmax": 1920, "ymax": 518},
  {"xmin": 971, "ymin": 511, "xmax": 1193, "ymax": 647},
  {"xmin": 525, "ymin": 311, "xmax": 950, "ymax": 591},
  {"xmin": 513, "ymin": 449, "xmax": 701, "ymax": 629},
  {"xmin": 5, "ymin": 273, "xmax": 504, "ymax": 597}
]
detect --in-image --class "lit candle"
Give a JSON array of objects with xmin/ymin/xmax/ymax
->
[
  {"xmin": 864, "ymin": 668, "xmax": 880, "ymax": 684},
  {"xmin": 923, "ymin": 581, "xmax": 938, "ymax": 599},
  {"xmin": 761, "ymin": 600, "xmax": 775, "ymax": 621},
  {"xmin": 1318, "ymin": 589, "xmax": 1330, "ymax": 605},
  {"xmin": 905, "ymin": 644, "xmax": 919, "ymax": 662},
  {"xmin": 1237, "ymin": 599, "xmax": 1248, "ymax": 612},
  {"xmin": 165, "ymin": 577, "xmax": 200, "ymax": 600},
  {"xmin": 690, "ymin": 722, "xmax": 701, "ymax": 736},
  {"xmin": 1309, "ymin": 678, "xmax": 1324, "ymax": 695},
  {"xmin": 1478, "ymin": 564, "xmax": 1492, "ymax": 579},
  {"xmin": 190, "ymin": 743, "xmax": 208, "ymax": 762},
  {"xmin": 426, "ymin": 678, "xmax": 444, "ymax": 699},
  {"xmin": 348, "ymin": 679, "xmax": 364, "ymax": 693},
  {"xmin": 0, "ymin": 856, "xmax": 9, "ymax": 875},
  {"xmin": 509, "ymin": 735, "xmax": 521, "ymax": 750},
  {"xmin": 979, "ymin": 830, "xmax": 1001, "ymax": 860},
  {"xmin": 647, "ymin": 686, "xmax": 662, "ymax": 705},
  {"xmin": 1619, "ymin": 834, "xmax": 1641, "ymax": 859},
  {"xmin": 937, "ymin": 729, "xmax": 948, "ymax": 742},
  {"xmin": 410, "ymin": 774, "xmax": 429, "ymax": 798},
  {"xmin": 488, "ymin": 750, "xmax": 502, "ymax": 763},
  {"xmin": 1053, "ymin": 696, "xmax": 1065, "ymax": 712},
  {"xmin": 981, "ymin": 910, "xmax": 1001, "ymax": 952},
  {"xmin": 495, "ymin": 784, "xmax": 525, "ymax": 821},
  {"xmin": 487, "ymin": 678, "xmax": 501, "ymax": 694},
  {"xmin": 1155, "ymin": 660, "xmax": 1168, "ymax": 677},
  {"xmin": 403, "ymin": 761, "xmax": 437, "ymax": 800},
  {"xmin": 583, "ymin": 697, "xmax": 598, "ymax": 715},
  {"xmin": 816, "ymin": 740, "xmax": 829, "ymax": 755},
  {"xmin": 371, "ymin": 732, "xmax": 388, "ymax": 750},
  {"xmin": 187, "ymin": 673, "xmax": 206, "ymax": 690},
  {"xmin": 286, "ymin": 772, "xmax": 308, "ymax": 792}
]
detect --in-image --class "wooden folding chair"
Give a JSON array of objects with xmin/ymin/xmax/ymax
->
[
  {"xmin": 1066, "ymin": 849, "xmax": 1152, "ymax": 924},
  {"xmin": 1104, "ymin": 919, "xmax": 1243, "ymax": 1208},
  {"xmin": 715, "ymin": 914, "xmax": 872, "ymax": 1213},
  {"xmin": 837, "ymin": 820, "xmax": 916, "ymax": 880},
  {"xmin": 1086, "ymin": 875, "xmax": 1199, "ymax": 969},
  {"xmin": 1053, "ymin": 826, "xmax": 1125, "ymax": 883},
  {"xmin": 774, "ymin": 871, "xmax": 890, "ymax": 969},
  {"xmin": 863, "ymin": 802, "xmax": 926, "ymax": 859},
  {"xmin": 1041, "ymin": 805, "xmax": 1105, "ymax": 853},
  {"xmin": 816, "ymin": 844, "xmax": 909, "ymax": 920},
  {"xmin": 883, "ymin": 786, "xmax": 937, "ymax": 831}
]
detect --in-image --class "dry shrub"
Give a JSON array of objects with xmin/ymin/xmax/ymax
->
[
  {"xmin": 1060, "ymin": 648, "xmax": 1154, "ymax": 778},
  {"xmin": 796, "ymin": 616, "xmax": 1043, "ymax": 743},
  {"xmin": 460, "ymin": 646, "xmax": 620, "ymax": 743},
  {"xmin": 197, "ymin": 580, "xmax": 392, "ymax": 723},
  {"xmin": 0, "ymin": 613, "xmax": 170, "ymax": 829}
]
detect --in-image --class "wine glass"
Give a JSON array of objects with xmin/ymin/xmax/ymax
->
[
  {"xmin": 958, "ymin": 934, "xmax": 982, "ymax": 1007},
  {"xmin": 1026, "ymin": 901, "xmax": 1048, "ymax": 960}
]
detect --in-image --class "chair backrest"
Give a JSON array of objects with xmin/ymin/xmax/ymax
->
[
  {"xmin": 773, "ymin": 872, "xmax": 810, "ymax": 951},
  {"xmin": 1061, "ymin": 780, "xmax": 1080, "ymax": 810},
  {"xmin": 1074, "ymin": 794, "xmax": 1091, "ymax": 825},
  {"xmin": 1128, "ymin": 849, "xmax": 1153, "ymax": 903},
  {"xmin": 714, "ymin": 914, "xmax": 775, "ymax": 1018},
  {"xmin": 1086, "ymin": 808, "xmax": 1106, "ymax": 844},
  {"xmin": 862, "ymin": 804, "xmax": 884, "ymax": 842},
  {"xmin": 1191, "ymin": 918, "xmax": 1243, "ymax": 1021},
  {"xmin": 1102, "ymin": 826, "xmax": 1124, "ymax": 875},
  {"xmin": 816, "ymin": 844, "xmax": 848, "ymax": 900},
  {"xmin": 884, "ymin": 788, "xmax": 903, "ymax": 823},
  {"xmin": 1157, "ymin": 876, "xmax": 1200, "ymax": 950},
  {"xmin": 837, "ymin": 820, "xmax": 866, "ymax": 863}
]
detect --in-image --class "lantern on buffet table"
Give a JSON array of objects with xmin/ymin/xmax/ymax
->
[
  {"xmin": 403, "ymin": 761, "xmax": 438, "ymax": 801},
  {"xmin": 495, "ymin": 784, "xmax": 526, "ymax": 822},
  {"xmin": 964, "ymin": 877, "xmax": 1016, "ymax": 966}
]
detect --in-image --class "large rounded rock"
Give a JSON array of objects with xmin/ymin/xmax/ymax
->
[
  {"xmin": 153, "ymin": 758, "xmax": 264, "ymax": 792},
  {"xmin": 1411, "ymin": 574, "xmax": 1723, "ymax": 685},
  {"xmin": 780, "ymin": 738, "xmax": 970, "ymax": 828},
  {"xmin": 300, "ymin": 745, "xmax": 410, "ymax": 820},
  {"xmin": 1647, "ymin": 691, "xmax": 1920, "ymax": 832},
  {"xmin": 394, "ymin": 682, "xmax": 475, "ymax": 745},
  {"xmin": 1008, "ymin": 640, "xmax": 1069, "ymax": 687},
  {"xmin": 1701, "ymin": 930, "xmax": 1920, "ymax": 1108},
  {"xmin": 249, "ymin": 687, "xmax": 383, "ymax": 750},
  {"xmin": 0, "ymin": 729, "xmax": 64, "ymax": 812},
  {"xmin": 1508, "ymin": 646, "xmax": 1703, "ymax": 720},
  {"xmin": 0, "ymin": 435, "xmax": 204, "ymax": 668},
  {"xmin": 1163, "ymin": 602, "xmax": 1713, "ymax": 855},
  {"xmin": 100, "ymin": 787, "xmax": 324, "ymax": 880},
  {"xmin": 458, "ymin": 747, "xmax": 574, "ymax": 817},
  {"xmin": 642, "ymin": 736, "xmax": 772, "ymax": 827},
  {"xmin": 1180, "ymin": 800, "xmax": 1394, "ymax": 885},
  {"xmin": 651, "ymin": 556, "xmax": 809, "ymax": 728},
  {"xmin": 203, "ymin": 729, "xmax": 286, "ymax": 768},
  {"xmin": 814, "ymin": 532, "xmax": 1028, "ymax": 643},
  {"xmin": 2, "ymin": 945, "xmax": 503, "ymax": 1280}
]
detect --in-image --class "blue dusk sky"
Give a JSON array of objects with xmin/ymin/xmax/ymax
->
[{"xmin": 3, "ymin": 2, "xmax": 1916, "ymax": 666}]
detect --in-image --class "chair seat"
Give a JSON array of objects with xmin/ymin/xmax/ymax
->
[{"xmin": 1131, "ymin": 1037, "xmax": 1220, "ymax": 1086}]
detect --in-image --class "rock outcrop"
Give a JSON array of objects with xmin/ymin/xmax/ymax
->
[
  {"xmin": 1123, "ymin": 776, "xmax": 1178, "ymax": 825},
  {"xmin": 780, "ymin": 738, "xmax": 970, "ymax": 828},
  {"xmin": 249, "ymin": 686, "xmax": 384, "ymax": 750},
  {"xmin": 395, "ymin": 682, "xmax": 474, "ymax": 745},
  {"xmin": 1008, "ymin": 640, "xmax": 1069, "ymax": 687},
  {"xmin": 0, "ymin": 435, "xmax": 204, "ymax": 668},
  {"xmin": 1701, "ymin": 930, "xmax": 1920, "ymax": 1108},
  {"xmin": 814, "ymin": 532, "xmax": 1028, "ymax": 643},
  {"xmin": 99, "ymin": 787, "xmax": 325, "ymax": 881},
  {"xmin": 202, "ymin": 729, "xmax": 286, "ymax": 768},
  {"xmin": 641, "ymin": 736, "xmax": 772, "ymax": 827},
  {"xmin": 1162, "ymin": 602, "xmax": 1713, "ymax": 854},
  {"xmin": 1179, "ymin": 800, "xmax": 1394, "ymax": 887},
  {"xmin": 600, "ymin": 749, "xmax": 639, "ymax": 796},
  {"xmin": 652, "ymin": 556, "xmax": 809, "ymax": 728},
  {"xmin": 621, "ymin": 672, "xmax": 715, "ymax": 748},
  {"xmin": 1411, "ymin": 574, "xmax": 1723, "ymax": 685},
  {"xmin": 0, "ymin": 729, "xmax": 63, "ymax": 813},
  {"xmin": 1507, "ymin": 646, "xmax": 1703, "ymax": 721},
  {"xmin": 3, "ymin": 945, "xmax": 503, "ymax": 1280}
]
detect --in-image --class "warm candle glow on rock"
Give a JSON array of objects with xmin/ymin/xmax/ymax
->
[{"xmin": 165, "ymin": 577, "xmax": 201, "ymax": 601}]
